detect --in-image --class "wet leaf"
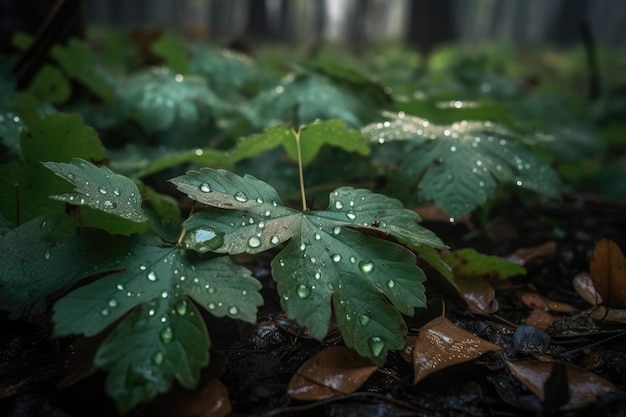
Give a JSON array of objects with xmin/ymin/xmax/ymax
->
[
  {"xmin": 52, "ymin": 234, "xmax": 262, "ymax": 412},
  {"xmin": 506, "ymin": 360, "xmax": 618, "ymax": 409},
  {"xmin": 412, "ymin": 316, "xmax": 502, "ymax": 383},
  {"xmin": 43, "ymin": 158, "xmax": 147, "ymax": 223},
  {"xmin": 153, "ymin": 378, "xmax": 232, "ymax": 417},
  {"xmin": 363, "ymin": 113, "xmax": 561, "ymax": 219},
  {"xmin": 288, "ymin": 346, "xmax": 378, "ymax": 400},
  {"xmin": 506, "ymin": 241, "xmax": 557, "ymax": 266},
  {"xmin": 189, "ymin": 48, "xmax": 255, "ymax": 96},
  {"xmin": 520, "ymin": 291, "xmax": 575, "ymax": 313},
  {"xmin": 590, "ymin": 239, "xmax": 626, "ymax": 308},
  {"xmin": 171, "ymin": 168, "xmax": 443, "ymax": 364},
  {"xmin": 455, "ymin": 275, "xmax": 498, "ymax": 313}
]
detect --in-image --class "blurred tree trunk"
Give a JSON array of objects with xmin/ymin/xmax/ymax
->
[
  {"xmin": 406, "ymin": 0, "xmax": 454, "ymax": 54},
  {"xmin": 348, "ymin": 0, "xmax": 370, "ymax": 56},
  {"xmin": 549, "ymin": 0, "xmax": 590, "ymax": 45},
  {"xmin": 246, "ymin": 0, "xmax": 269, "ymax": 39}
]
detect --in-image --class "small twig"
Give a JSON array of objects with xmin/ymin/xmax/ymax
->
[{"xmin": 294, "ymin": 128, "xmax": 307, "ymax": 211}]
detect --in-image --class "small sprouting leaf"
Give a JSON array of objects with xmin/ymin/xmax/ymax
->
[
  {"xmin": 444, "ymin": 248, "xmax": 526, "ymax": 281},
  {"xmin": 43, "ymin": 158, "xmax": 147, "ymax": 223},
  {"xmin": 171, "ymin": 168, "xmax": 443, "ymax": 364},
  {"xmin": 362, "ymin": 113, "xmax": 562, "ymax": 219},
  {"xmin": 413, "ymin": 316, "xmax": 502, "ymax": 383},
  {"xmin": 230, "ymin": 120, "xmax": 370, "ymax": 167},
  {"xmin": 589, "ymin": 239, "xmax": 626, "ymax": 309},
  {"xmin": 288, "ymin": 346, "xmax": 378, "ymax": 400},
  {"xmin": 53, "ymin": 234, "xmax": 262, "ymax": 411}
]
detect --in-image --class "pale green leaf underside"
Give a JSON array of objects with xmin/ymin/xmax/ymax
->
[
  {"xmin": 43, "ymin": 158, "xmax": 147, "ymax": 222},
  {"xmin": 363, "ymin": 114, "xmax": 562, "ymax": 219},
  {"xmin": 172, "ymin": 168, "xmax": 439, "ymax": 363}
]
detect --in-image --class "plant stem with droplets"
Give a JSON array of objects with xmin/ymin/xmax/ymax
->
[{"xmin": 294, "ymin": 128, "xmax": 307, "ymax": 211}]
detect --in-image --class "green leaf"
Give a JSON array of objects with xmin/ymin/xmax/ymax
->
[
  {"xmin": 21, "ymin": 113, "xmax": 106, "ymax": 164},
  {"xmin": 171, "ymin": 168, "xmax": 443, "ymax": 363},
  {"xmin": 27, "ymin": 64, "xmax": 71, "ymax": 104},
  {"xmin": 444, "ymin": 248, "xmax": 526, "ymax": 280},
  {"xmin": 116, "ymin": 69, "xmax": 224, "ymax": 133},
  {"xmin": 363, "ymin": 113, "xmax": 562, "ymax": 219},
  {"xmin": 95, "ymin": 297, "xmax": 207, "ymax": 414},
  {"xmin": 43, "ymin": 158, "xmax": 147, "ymax": 223},
  {"xmin": 229, "ymin": 124, "xmax": 294, "ymax": 162},
  {"xmin": 151, "ymin": 31, "xmax": 189, "ymax": 74},
  {"xmin": 53, "ymin": 235, "xmax": 262, "ymax": 411},
  {"xmin": 134, "ymin": 147, "xmax": 227, "ymax": 179},
  {"xmin": 189, "ymin": 48, "xmax": 255, "ymax": 95},
  {"xmin": 0, "ymin": 213, "xmax": 125, "ymax": 317},
  {"xmin": 251, "ymin": 73, "xmax": 380, "ymax": 128},
  {"xmin": 50, "ymin": 39, "xmax": 113, "ymax": 100}
]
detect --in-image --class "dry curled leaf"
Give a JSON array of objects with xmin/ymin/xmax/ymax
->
[
  {"xmin": 288, "ymin": 346, "xmax": 379, "ymax": 401},
  {"xmin": 590, "ymin": 239, "xmax": 626, "ymax": 308},
  {"xmin": 412, "ymin": 316, "xmax": 502, "ymax": 384},
  {"xmin": 573, "ymin": 271, "xmax": 602, "ymax": 306},
  {"xmin": 506, "ymin": 360, "xmax": 617, "ymax": 409}
]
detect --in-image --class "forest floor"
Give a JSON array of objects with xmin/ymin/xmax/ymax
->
[{"xmin": 2, "ymin": 190, "xmax": 626, "ymax": 417}]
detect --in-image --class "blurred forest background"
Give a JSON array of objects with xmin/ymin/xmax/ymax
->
[{"xmin": 2, "ymin": 0, "xmax": 625, "ymax": 57}]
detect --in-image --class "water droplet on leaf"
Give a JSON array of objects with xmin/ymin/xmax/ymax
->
[
  {"xmin": 101, "ymin": 307, "xmax": 110, "ymax": 317},
  {"xmin": 270, "ymin": 235, "xmax": 280, "ymax": 245},
  {"xmin": 108, "ymin": 298, "xmax": 118, "ymax": 308},
  {"xmin": 234, "ymin": 191, "xmax": 248, "ymax": 202},
  {"xmin": 228, "ymin": 305, "xmax": 239, "ymax": 315},
  {"xmin": 199, "ymin": 183, "xmax": 211, "ymax": 192},
  {"xmin": 387, "ymin": 279, "xmax": 395, "ymax": 289},
  {"xmin": 248, "ymin": 236, "xmax": 261, "ymax": 248},
  {"xmin": 346, "ymin": 211, "xmax": 356, "ymax": 220},
  {"xmin": 368, "ymin": 336, "xmax": 385, "ymax": 357},
  {"xmin": 44, "ymin": 250, "xmax": 51, "ymax": 260},
  {"xmin": 175, "ymin": 300, "xmax": 187, "ymax": 316},
  {"xmin": 147, "ymin": 271, "xmax": 157, "ymax": 281},
  {"xmin": 98, "ymin": 186, "xmax": 107, "ymax": 194},
  {"xmin": 152, "ymin": 352, "xmax": 164, "ymax": 365},
  {"xmin": 332, "ymin": 254, "xmax": 341, "ymax": 262},
  {"xmin": 335, "ymin": 201, "xmax": 344, "ymax": 210},
  {"xmin": 113, "ymin": 188, "xmax": 121, "ymax": 196},
  {"xmin": 358, "ymin": 314, "xmax": 371, "ymax": 325},
  {"xmin": 359, "ymin": 261, "xmax": 375, "ymax": 274},
  {"xmin": 160, "ymin": 326, "xmax": 174, "ymax": 343},
  {"xmin": 296, "ymin": 284, "xmax": 311, "ymax": 299}
]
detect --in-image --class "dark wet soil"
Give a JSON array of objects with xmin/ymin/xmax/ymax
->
[{"xmin": 2, "ymin": 191, "xmax": 626, "ymax": 417}]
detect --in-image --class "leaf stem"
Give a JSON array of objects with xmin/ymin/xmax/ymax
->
[{"xmin": 294, "ymin": 128, "xmax": 307, "ymax": 211}]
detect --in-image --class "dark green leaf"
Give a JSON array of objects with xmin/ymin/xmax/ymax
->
[{"xmin": 43, "ymin": 158, "xmax": 147, "ymax": 223}]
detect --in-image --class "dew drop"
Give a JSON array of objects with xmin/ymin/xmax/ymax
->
[
  {"xmin": 387, "ymin": 279, "xmax": 395, "ymax": 289},
  {"xmin": 160, "ymin": 326, "xmax": 174, "ymax": 343},
  {"xmin": 359, "ymin": 260, "xmax": 375, "ymax": 274},
  {"xmin": 296, "ymin": 284, "xmax": 311, "ymax": 299},
  {"xmin": 147, "ymin": 271, "xmax": 157, "ymax": 281},
  {"xmin": 116, "ymin": 283, "xmax": 124, "ymax": 291},
  {"xmin": 315, "ymin": 272, "xmax": 321, "ymax": 279},
  {"xmin": 315, "ymin": 233, "xmax": 321, "ymax": 240},
  {"xmin": 199, "ymin": 183, "xmax": 211, "ymax": 193},
  {"xmin": 358, "ymin": 314, "xmax": 371, "ymax": 325},
  {"xmin": 516, "ymin": 180, "xmax": 523, "ymax": 186},
  {"xmin": 208, "ymin": 302, "xmax": 216, "ymax": 310},
  {"xmin": 450, "ymin": 146, "xmax": 457, "ymax": 152},
  {"xmin": 101, "ymin": 307, "xmax": 110, "ymax": 317},
  {"xmin": 332, "ymin": 254, "xmax": 341, "ymax": 262},
  {"xmin": 139, "ymin": 265, "xmax": 147, "ymax": 271},
  {"xmin": 228, "ymin": 305, "xmax": 239, "ymax": 315},
  {"xmin": 103, "ymin": 200, "xmax": 115, "ymax": 208},
  {"xmin": 333, "ymin": 226, "xmax": 341, "ymax": 235},
  {"xmin": 44, "ymin": 249, "xmax": 51, "ymax": 260},
  {"xmin": 152, "ymin": 352, "xmax": 164, "ymax": 365},
  {"xmin": 349, "ymin": 256, "xmax": 356, "ymax": 264},
  {"xmin": 208, "ymin": 287, "xmax": 216, "ymax": 294},
  {"xmin": 346, "ymin": 211, "xmax": 356, "ymax": 220},
  {"xmin": 98, "ymin": 186, "xmax": 107, "ymax": 194},
  {"xmin": 234, "ymin": 191, "xmax": 248, "ymax": 202},
  {"xmin": 300, "ymin": 243, "xmax": 306, "ymax": 251},
  {"xmin": 161, "ymin": 290, "xmax": 168, "ymax": 298},
  {"xmin": 368, "ymin": 336, "xmax": 386, "ymax": 357},
  {"xmin": 270, "ymin": 235, "xmax": 280, "ymax": 245},
  {"xmin": 175, "ymin": 299, "xmax": 188, "ymax": 316},
  {"xmin": 248, "ymin": 236, "xmax": 261, "ymax": 248},
  {"xmin": 108, "ymin": 298, "xmax": 118, "ymax": 308},
  {"xmin": 113, "ymin": 188, "xmax": 121, "ymax": 196},
  {"xmin": 335, "ymin": 200, "xmax": 344, "ymax": 210}
]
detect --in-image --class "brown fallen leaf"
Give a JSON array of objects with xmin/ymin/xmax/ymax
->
[
  {"xmin": 412, "ymin": 316, "xmax": 502, "ymax": 384},
  {"xmin": 523, "ymin": 308, "xmax": 557, "ymax": 331},
  {"xmin": 456, "ymin": 275, "xmax": 498, "ymax": 314},
  {"xmin": 153, "ymin": 378, "xmax": 232, "ymax": 417},
  {"xmin": 506, "ymin": 360, "xmax": 618, "ymax": 409},
  {"xmin": 288, "ymin": 346, "xmax": 379, "ymax": 401},
  {"xmin": 507, "ymin": 241, "xmax": 557, "ymax": 266},
  {"xmin": 520, "ymin": 291, "xmax": 576, "ymax": 313},
  {"xmin": 573, "ymin": 271, "xmax": 602, "ymax": 306},
  {"xmin": 590, "ymin": 239, "xmax": 626, "ymax": 308}
]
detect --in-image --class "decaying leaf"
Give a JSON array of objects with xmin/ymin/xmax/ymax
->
[
  {"xmin": 590, "ymin": 239, "xmax": 626, "ymax": 309},
  {"xmin": 506, "ymin": 360, "xmax": 618, "ymax": 409},
  {"xmin": 288, "ymin": 346, "xmax": 379, "ymax": 400},
  {"xmin": 153, "ymin": 378, "xmax": 232, "ymax": 417},
  {"xmin": 520, "ymin": 291, "xmax": 576, "ymax": 313},
  {"xmin": 507, "ymin": 241, "xmax": 557, "ymax": 266},
  {"xmin": 456, "ymin": 275, "xmax": 498, "ymax": 313},
  {"xmin": 573, "ymin": 271, "xmax": 602, "ymax": 306},
  {"xmin": 412, "ymin": 316, "xmax": 502, "ymax": 383}
]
